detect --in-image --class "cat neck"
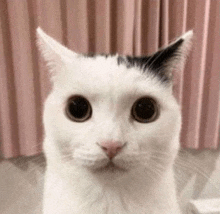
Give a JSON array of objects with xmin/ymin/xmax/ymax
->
[{"xmin": 44, "ymin": 162, "xmax": 180, "ymax": 214}]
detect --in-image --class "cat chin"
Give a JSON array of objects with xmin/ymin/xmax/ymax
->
[{"xmin": 90, "ymin": 161, "xmax": 129, "ymax": 174}]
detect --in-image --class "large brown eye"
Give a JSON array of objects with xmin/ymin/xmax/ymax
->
[
  {"xmin": 131, "ymin": 97, "xmax": 159, "ymax": 123},
  {"xmin": 66, "ymin": 96, "xmax": 92, "ymax": 122}
]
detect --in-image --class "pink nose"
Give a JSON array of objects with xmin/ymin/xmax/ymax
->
[{"xmin": 99, "ymin": 141, "xmax": 124, "ymax": 159}]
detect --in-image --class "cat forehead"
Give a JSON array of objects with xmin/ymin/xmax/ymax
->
[
  {"xmin": 36, "ymin": 28, "xmax": 193, "ymax": 97},
  {"xmin": 59, "ymin": 55, "xmax": 165, "ymax": 96}
]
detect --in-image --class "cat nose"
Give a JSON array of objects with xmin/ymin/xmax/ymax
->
[{"xmin": 98, "ymin": 141, "xmax": 125, "ymax": 160}]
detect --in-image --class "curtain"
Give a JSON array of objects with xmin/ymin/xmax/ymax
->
[{"xmin": 0, "ymin": 0, "xmax": 219, "ymax": 158}]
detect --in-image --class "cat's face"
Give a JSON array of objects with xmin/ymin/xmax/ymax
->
[{"xmin": 37, "ymin": 28, "xmax": 192, "ymax": 176}]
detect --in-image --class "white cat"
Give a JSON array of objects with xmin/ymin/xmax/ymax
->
[{"xmin": 36, "ymin": 27, "xmax": 193, "ymax": 214}]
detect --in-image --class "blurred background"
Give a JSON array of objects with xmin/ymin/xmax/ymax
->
[{"xmin": 0, "ymin": 0, "xmax": 219, "ymax": 213}]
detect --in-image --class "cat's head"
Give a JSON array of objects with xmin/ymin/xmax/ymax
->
[{"xmin": 37, "ymin": 28, "xmax": 193, "ymax": 177}]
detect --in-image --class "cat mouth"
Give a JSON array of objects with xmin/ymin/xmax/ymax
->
[{"xmin": 94, "ymin": 161, "xmax": 128, "ymax": 173}]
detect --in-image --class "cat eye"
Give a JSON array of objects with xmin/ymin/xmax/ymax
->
[
  {"xmin": 66, "ymin": 96, "xmax": 92, "ymax": 122},
  {"xmin": 131, "ymin": 97, "xmax": 159, "ymax": 123}
]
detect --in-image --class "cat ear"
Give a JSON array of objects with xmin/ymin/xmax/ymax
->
[
  {"xmin": 146, "ymin": 30, "xmax": 193, "ymax": 79},
  {"xmin": 120, "ymin": 30, "xmax": 193, "ymax": 83},
  {"xmin": 36, "ymin": 27, "xmax": 77, "ymax": 80}
]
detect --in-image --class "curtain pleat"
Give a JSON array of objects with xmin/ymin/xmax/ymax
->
[
  {"xmin": 94, "ymin": 0, "xmax": 111, "ymax": 53},
  {"xmin": 169, "ymin": 0, "xmax": 188, "ymax": 103},
  {"xmin": 0, "ymin": 1, "xmax": 20, "ymax": 157},
  {"xmin": 133, "ymin": 0, "xmax": 142, "ymax": 55},
  {"xmin": 0, "ymin": 0, "xmax": 219, "ymax": 158},
  {"xmin": 199, "ymin": 0, "xmax": 220, "ymax": 148},
  {"xmin": 141, "ymin": 0, "xmax": 160, "ymax": 55},
  {"xmin": 66, "ymin": 0, "xmax": 89, "ymax": 53},
  {"xmin": 181, "ymin": 0, "xmax": 215, "ymax": 148},
  {"xmin": 160, "ymin": 0, "xmax": 169, "ymax": 47}
]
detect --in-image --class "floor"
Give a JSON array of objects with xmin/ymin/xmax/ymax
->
[{"xmin": 0, "ymin": 148, "xmax": 220, "ymax": 214}]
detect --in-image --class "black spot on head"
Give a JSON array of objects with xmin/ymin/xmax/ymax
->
[
  {"xmin": 83, "ymin": 53, "xmax": 113, "ymax": 58},
  {"xmin": 84, "ymin": 53, "xmax": 97, "ymax": 58},
  {"xmin": 118, "ymin": 38, "xmax": 184, "ymax": 83},
  {"xmin": 117, "ymin": 56, "xmax": 127, "ymax": 65}
]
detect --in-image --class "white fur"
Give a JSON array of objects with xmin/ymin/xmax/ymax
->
[{"xmin": 36, "ymin": 27, "xmax": 193, "ymax": 214}]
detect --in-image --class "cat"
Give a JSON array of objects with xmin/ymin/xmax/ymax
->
[{"xmin": 36, "ymin": 27, "xmax": 193, "ymax": 214}]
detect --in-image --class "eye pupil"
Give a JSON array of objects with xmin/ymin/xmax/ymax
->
[
  {"xmin": 70, "ymin": 98, "xmax": 87, "ymax": 118},
  {"xmin": 132, "ymin": 97, "xmax": 158, "ymax": 123},
  {"xmin": 66, "ymin": 96, "xmax": 92, "ymax": 122}
]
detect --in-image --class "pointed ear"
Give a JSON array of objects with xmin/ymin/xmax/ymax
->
[
  {"xmin": 36, "ymin": 27, "xmax": 77, "ymax": 81},
  {"xmin": 145, "ymin": 30, "xmax": 193, "ymax": 78},
  {"xmin": 121, "ymin": 30, "xmax": 193, "ymax": 83}
]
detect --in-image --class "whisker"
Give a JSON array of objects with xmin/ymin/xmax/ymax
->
[
  {"xmin": 149, "ymin": 150, "xmax": 173, "ymax": 156},
  {"xmin": 146, "ymin": 166, "xmax": 164, "ymax": 180},
  {"xmin": 149, "ymin": 154, "xmax": 172, "ymax": 161}
]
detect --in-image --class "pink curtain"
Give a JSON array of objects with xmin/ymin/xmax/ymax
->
[{"xmin": 0, "ymin": 0, "xmax": 219, "ymax": 158}]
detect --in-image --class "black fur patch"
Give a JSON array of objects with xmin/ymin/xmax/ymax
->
[
  {"xmin": 83, "ymin": 53, "xmax": 112, "ymax": 58},
  {"xmin": 118, "ymin": 39, "xmax": 184, "ymax": 83},
  {"xmin": 83, "ymin": 38, "xmax": 184, "ymax": 83}
]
